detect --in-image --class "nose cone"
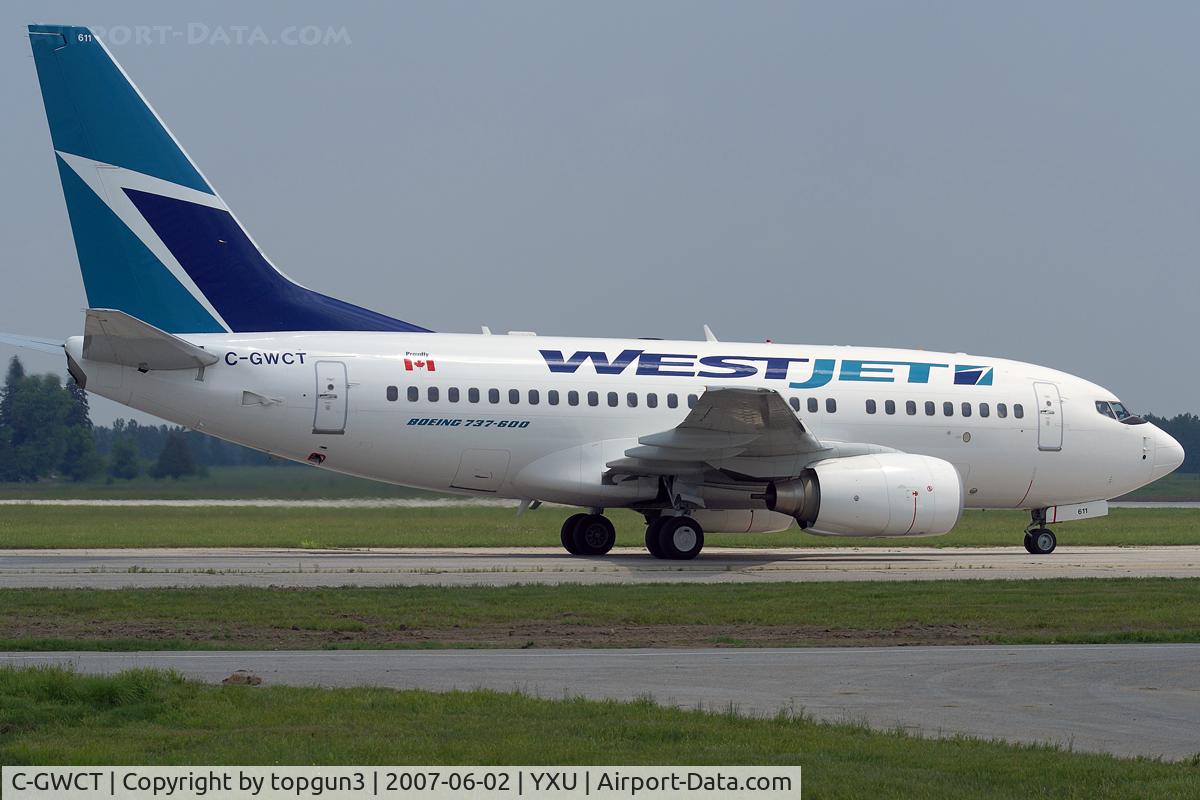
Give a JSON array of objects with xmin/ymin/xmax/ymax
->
[{"xmin": 1151, "ymin": 426, "xmax": 1185, "ymax": 481}]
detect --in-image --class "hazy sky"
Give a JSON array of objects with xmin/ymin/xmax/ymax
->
[{"xmin": 3, "ymin": 2, "xmax": 1198, "ymax": 423}]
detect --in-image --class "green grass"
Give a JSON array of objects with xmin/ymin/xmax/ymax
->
[
  {"xmin": 0, "ymin": 667, "xmax": 1196, "ymax": 798},
  {"xmin": 1117, "ymin": 472, "xmax": 1200, "ymax": 502},
  {"xmin": 2, "ymin": 505, "xmax": 1200, "ymax": 549},
  {"xmin": 0, "ymin": 465, "xmax": 449, "ymax": 500},
  {"xmin": 1, "ymin": 579, "xmax": 1197, "ymax": 651}
]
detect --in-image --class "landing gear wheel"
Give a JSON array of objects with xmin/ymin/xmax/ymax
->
[
  {"xmin": 657, "ymin": 516, "xmax": 704, "ymax": 560},
  {"xmin": 572, "ymin": 514, "xmax": 616, "ymax": 556},
  {"xmin": 645, "ymin": 517, "xmax": 668, "ymax": 558},
  {"xmin": 1027, "ymin": 528, "xmax": 1056, "ymax": 555},
  {"xmin": 560, "ymin": 513, "xmax": 588, "ymax": 555}
]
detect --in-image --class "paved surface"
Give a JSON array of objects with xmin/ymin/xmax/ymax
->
[
  {"xmin": 2, "ymin": 545, "xmax": 1199, "ymax": 588},
  {"xmin": 4, "ymin": 645, "xmax": 1198, "ymax": 759}
]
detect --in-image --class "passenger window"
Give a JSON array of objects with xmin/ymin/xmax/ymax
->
[
  {"xmin": 688, "ymin": 394, "xmax": 699, "ymax": 409},
  {"xmin": 647, "ymin": 393, "xmax": 658, "ymax": 409},
  {"xmin": 826, "ymin": 398, "xmax": 837, "ymax": 413},
  {"xmin": 1014, "ymin": 403, "xmax": 1024, "ymax": 419},
  {"xmin": 667, "ymin": 393, "xmax": 679, "ymax": 409},
  {"xmin": 906, "ymin": 400, "xmax": 916, "ymax": 416},
  {"xmin": 961, "ymin": 402, "xmax": 972, "ymax": 418},
  {"xmin": 468, "ymin": 388, "xmax": 480, "ymax": 403},
  {"xmin": 884, "ymin": 400, "xmax": 896, "ymax": 415},
  {"xmin": 548, "ymin": 390, "xmax": 559, "ymax": 406},
  {"xmin": 808, "ymin": 398, "xmax": 819, "ymax": 413},
  {"xmin": 925, "ymin": 401, "xmax": 935, "ymax": 416},
  {"xmin": 627, "ymin": 392, "xmax": 638, "ymax": 408},
  {"xmin": 509, "ymin": 389, "xmax": 520, "ymax": 405},
  {"xmin": 386, "ymin": 386, "xmax": 398, "ymax": 402},
  {"xmin": 568, "ymin": 390, "xmax": 580, "ymax": 406},
  {"xmin": 406, "ymin": 386, "xmax": 419, "ymax": 402},
  {"xmin": 789, "ymin": 397, "xmax": 801, "ymax": 412},
  {"xmin": 488, "ymin": 389, "xmax": 500, "ymax": 404},
  {"xmin": 448, "ymin": 387, "xmax": 460, "ymax": 403},
  {"xmin": 943, "ymin": 401, "xmax": 954, "ymax": 417},
  {"xmin": 428, "ymin": 387, "xmax": 439, "ymax": 402},
  {"xmin": 588, "ymin": 391, "xmax": 599, "ymax": 407},
  {"xmin": 607, "ymin": 392, "xmax": 619, "ymax": 407},
  {"xmin": 997, "ymin": 402, "xmax": 1008, "ymax": 418},
  {"xmin": 866, "ymin": 399, "xmax": 877, "ymax": 415},
  {"xmin": 528, "ymin": 389, "xmax": 540, "ymax": 405},
  {"xmin": 979, "ymin": 402, "xmax": 989, "ymax": 418}
]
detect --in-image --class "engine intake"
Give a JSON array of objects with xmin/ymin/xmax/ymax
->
[{"xmin": 766, "ymin": 453, "xmax": 964, "ymax": 537}]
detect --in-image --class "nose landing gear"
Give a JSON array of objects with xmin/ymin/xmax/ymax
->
[
  {"xmin": 1023, "ymin": 509, "xmax": 1057, "ymax": 555},
  {"xmin": 1024, "ymin": 528, "xmax": 1057, "ymax": 555}
]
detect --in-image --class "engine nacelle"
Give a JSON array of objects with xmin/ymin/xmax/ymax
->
[
  {"xmin": 689, "ymin": 509, "xmax": 795, "ymax": 534},
  {"xmin": 766, "ymin": 453, "xmax": 963, "ymax": 537}
]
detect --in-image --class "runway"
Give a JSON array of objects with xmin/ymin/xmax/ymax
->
[
  {"xmin": 4, "ymin": 644, "xmax": 1197, "ymax": 759},
  {"xmin": 2, "ymin": 545, "xmax": 1199, "ymax": 587}
]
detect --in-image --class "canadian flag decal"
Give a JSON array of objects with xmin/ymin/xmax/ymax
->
[{"xmin": 404, "ymin": 358, "xmax": 435, "ymax": 372}]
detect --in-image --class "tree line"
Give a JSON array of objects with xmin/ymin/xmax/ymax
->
[
  {"xmin": 0, "ymin": 356, "xmax": 274, "ymax": 483},
  {"xmin": 2, "ymin": 355, "xmax": 1199, "ymax": 483}
]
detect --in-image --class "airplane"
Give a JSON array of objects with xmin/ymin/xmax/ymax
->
[{"xmin": 4, "ymin": 24, "xmax": 1184, "ymax": 560}]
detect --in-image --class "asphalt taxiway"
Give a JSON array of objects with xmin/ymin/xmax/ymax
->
[
  {"xmin": 2, "ymin": 545, "xmax": 1198, "ymax": 588},
  {"xmin": 3, "ymin": 644, "xmax": 1197, "ymax": 759}
]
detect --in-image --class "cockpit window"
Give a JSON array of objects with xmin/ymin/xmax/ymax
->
[{"xmin": 1098, "ymin": 400, "xmax": 1141, "ymax": 423}]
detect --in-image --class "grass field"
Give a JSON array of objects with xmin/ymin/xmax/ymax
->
[
  {"xmin": 0, "ymin": 465, "xmax": 447, "ymax": 501},
  {"xmin": 1, "ymin": 579, "xmax": 1196, "ymax": 651},
  {"xmin": 0, "ymin": 464, "xmax": 1196, "ymax": 501},
  {"xmin": 2, "ymin": 667, "xmax": 1197, "ymax": 798},
  {"xmin": 2, "ymin": 505, "xmax": 1199, "ymax": 549}
]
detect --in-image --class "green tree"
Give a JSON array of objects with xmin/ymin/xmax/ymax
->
[
  {"xmin": 108, "ymin": 438, "xmax": 142, "ymax": 480},
  {"xmin": 151, "ymin": 431, "xmax": 197, "ymax": 479},
  {"xmin": 1, "ymin": 373, "xmax": 73, "ymax": 482},
  {"xmin": 59, "ymin": 379, "xmax": 102, "ymax": 481}
]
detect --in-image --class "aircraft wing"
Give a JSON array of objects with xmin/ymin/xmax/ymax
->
[
  {"xmin": 609, "ymin": 386, "xmax": 896, "ymax": 481},
  {"xmin": 610, "ymin": 387, "xmax": 826, "ymax": 480}
]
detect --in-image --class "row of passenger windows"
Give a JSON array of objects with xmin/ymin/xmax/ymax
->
[
  {"xmin": 865, "ymin": 398, "xmax": 1024, "ymax": 419},
  {"xmin": 386, "ymin": 385, "xmax": 840, "ymax": 413}
]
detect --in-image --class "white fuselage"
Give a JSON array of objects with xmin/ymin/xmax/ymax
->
[{"xmin": 66, "ymin": 332, "xmax": 1180, "ymax": 516}]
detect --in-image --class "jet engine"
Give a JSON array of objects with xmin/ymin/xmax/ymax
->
[{"xmin": 765, "ymin": 453, "xmax": 963, "ymax": 537}]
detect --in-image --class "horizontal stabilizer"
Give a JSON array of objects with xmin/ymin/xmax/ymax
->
[
  {"xmin": 0, "ymin": 332, "xmax": 63, "ymax": 354},
  {"xmin": 82, "ymin": 308, "xmax": 218, "ymax": 370}
]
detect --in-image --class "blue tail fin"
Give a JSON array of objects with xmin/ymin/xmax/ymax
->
[{"xmin": 28, "ymin": 24, "xmax": 430, "ymax": 335}]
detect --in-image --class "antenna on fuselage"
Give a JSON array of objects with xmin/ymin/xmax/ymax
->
[
  {"xmin": 703, "ymin": 324, "xmax": 718, "ymax": 342},
  {"xmin": 481, "ymin": 326, "xmax": 492, "ymax": 335}
]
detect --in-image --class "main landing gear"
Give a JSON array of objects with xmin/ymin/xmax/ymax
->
[
  {"xmin": 559, "ymin": 512, "xmax": 616, "ymax": 556},
  {"xmin": 645, "ymin": 514, "xmax": 704, "ymax": 560},
  {"xmin": 557, "ymin": 511, "xmax": 706, "ymax": 560},
  {"xmin": 1023, "ymin": 509, "xmax": 1057, "ymax": 555}
]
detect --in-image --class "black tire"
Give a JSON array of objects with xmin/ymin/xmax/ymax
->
[
  {"xmin": 1029, "ymin": 528, "xmax": 1057, "ymax": 555},
  {"xmin": 1023, "ymin": 532, "xmax": 1036, "ymax": 554},
  {"xmin": 560, "ymin": 513, "xmax": 588, "ymax": 555},
  {"xmin": 645, "ymin": 517, "xmax": 667, "ymax": 558},
  {"xmin": 573, "ymin": 514, "xmax": 616, "ymax": 556},
  {"xmin": 657, "ymin": 516, "xmax": 704, "ymax": 560}
]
